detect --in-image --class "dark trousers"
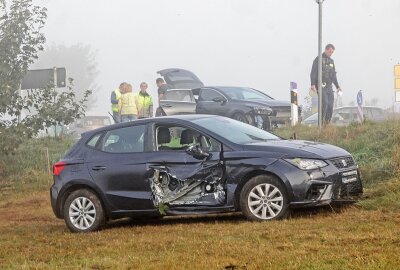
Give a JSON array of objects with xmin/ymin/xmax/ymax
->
[
  {"xmin": 112, "ymin": 112, "xmax": 121, "ymax": 123},
  {"xmin": 321, "ymin": 85, "xmax": 334, "ymax": 125}
]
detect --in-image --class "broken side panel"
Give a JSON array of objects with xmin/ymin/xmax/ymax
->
[{"xmin": 148, "ymin": 161, "xmax": 225, "ymax": 207}]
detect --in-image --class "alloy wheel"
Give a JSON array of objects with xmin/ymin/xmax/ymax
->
[
  {"xmin": 69, "ymin": 197, "xmax": 97, "ymax": 230},
  {"xmin": 247, "ymin": 183, "xmax": 284, "ymax": 220}
]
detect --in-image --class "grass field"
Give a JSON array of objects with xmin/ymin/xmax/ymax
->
[
  {"xmin": 1, "ymin": 121, "xmax": 400, "ymax": 269},
  {"xmin": 1, "ymin": 190, "xmax": 400, "ymax": 269}
]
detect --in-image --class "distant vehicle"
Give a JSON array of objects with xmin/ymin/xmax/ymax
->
[
  {"xmin": 66, "ymin": 116, "xmax": 111, "ymax": 139},
  {"xmin": 50, "ymin": 115, "xmax": 362, "ymax": 232},
  {"xmin": 302, "ymin": 106, "xmax": 387, "ymax": 126},
  {"xmin": 157, "ymin": 89, "xmax": 196, "ymax": 116},
  {"xmin": 156, "ymin": 68, "xmax": 294, "ymax": 130}
]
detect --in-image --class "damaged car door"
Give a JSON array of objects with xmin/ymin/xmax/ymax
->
[{"xmin": 147, "ymin": 124, "xmax": 226, "ymax": 210}]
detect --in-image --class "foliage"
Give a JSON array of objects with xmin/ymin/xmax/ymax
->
[
  {"xmin": 0, "ymin": 0, "xmax": 46, "ymax": 115},
  {"xmin": 0, "ymin": 0, "xmax": 91, "ymax": 155}
]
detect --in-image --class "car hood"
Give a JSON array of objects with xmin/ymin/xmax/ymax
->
[
  {"xmin": 243, "ymin": 139, "xmax": 351, "ymax": 159},
  {"xmin": 239, "ymin": 99, "xmax": 291, "ymax": 108}
]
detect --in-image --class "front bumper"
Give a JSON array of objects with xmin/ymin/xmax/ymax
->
[{"xmin": 268, "ymin": 158, "xmax": 363, "ymax": 208}]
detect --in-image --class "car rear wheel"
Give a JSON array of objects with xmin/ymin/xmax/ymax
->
[
  {"xmin": 240, "ymin": 175, "xmax": 289, "ymax": 221},
  {"xmin": 63, "ymin": 189, "xmax": 105, "ymax": 233}
]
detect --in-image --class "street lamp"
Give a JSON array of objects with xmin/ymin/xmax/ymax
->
[{"xmin": 316, "ymin": 0, "xmax": 324, "ymax": 129}]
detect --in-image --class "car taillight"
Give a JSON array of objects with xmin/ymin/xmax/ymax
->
[{"xmin": 53, "ymin": 161, "xmax": 66, "ymax": 176}]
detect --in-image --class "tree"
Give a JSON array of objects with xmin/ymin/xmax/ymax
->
[
  {"xmin": 31, "ymin": 43, "xmax": 99, "ymax": 108},
  {"xmin": 0, "ymin": 0, "xmax": 91, "ymax": 155}
]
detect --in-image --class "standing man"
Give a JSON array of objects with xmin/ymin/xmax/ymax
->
[
  {"xmin": 136, "ymin": 82, "xmax": 153, "ymax": 119},
  {"xmin": 156, "ymin": 78, "xmax": 171, "ymax": 101},
  {"xmin": 310, "ymin": 44, "xmax": 342, "ymax": 125},
  {"xmin": 111, "ymin": 82, "xmax": 126, "ymax": 123}
]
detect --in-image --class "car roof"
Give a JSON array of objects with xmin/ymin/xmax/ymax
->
[{"xmin": 82, "ymin": 115, "xmax": 217, "ymax": 136}]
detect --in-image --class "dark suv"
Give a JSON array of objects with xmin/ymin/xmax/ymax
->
[{"xmin": 156, "ymin": 68, "xmax": 293, "ymax": 129}]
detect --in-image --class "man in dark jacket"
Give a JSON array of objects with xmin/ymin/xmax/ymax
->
[
  {"xmin": 310, "ymin": 44, "xmax": 342, "ymax": 125},
  {"xmin": 156, "ymin": 78, "xmax": 172, "ymax": 101}
]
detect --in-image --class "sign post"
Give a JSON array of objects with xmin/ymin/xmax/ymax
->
[
  {"xmin": 290, "ymin": 82, "xmax": 299, "ymax": 126},
  {"xmin": 357, "ymin": 90, "xmax": 363, "ymax": 123},
  {"xmin": 395, "ymin": 64, "xmax": 400, "ymax": 103}
]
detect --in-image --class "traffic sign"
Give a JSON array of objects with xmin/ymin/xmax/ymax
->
[
  {"xmin": 395, "ymin": 65, "xmax": 400, "ymax": 77},
  {"xmin": 21, "ymin": 68, "xmax": 66, "ymax": 90},
  {"xmin": 396, "ymin": 78, "xmax": 400, "ymax": 90}
]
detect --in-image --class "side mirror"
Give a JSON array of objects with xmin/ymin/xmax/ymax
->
[{"xmin": 186, "ymin": 144, "xmax": 210, "ymax": 159}]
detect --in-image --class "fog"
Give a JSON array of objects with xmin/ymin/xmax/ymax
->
[{"xmin": 37, "ymin": 0, "xmax": 400, "ymax": 115}]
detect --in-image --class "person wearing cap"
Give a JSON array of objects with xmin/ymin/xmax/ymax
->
[{"xmin": 310, "ymin": 43, "xmax": 342, "ymax": 125}]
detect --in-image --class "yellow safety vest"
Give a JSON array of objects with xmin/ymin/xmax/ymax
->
[
  {"xmin": 136, "ymin": 92, "xmax": 153, "ymax": 109},
  {"xmin": 119, "ymin": 92, "xmax": 138, "ymax": 115},
  {"xmin": 111, "ymin": 88, "xmax": 122, "ymax": 112}
]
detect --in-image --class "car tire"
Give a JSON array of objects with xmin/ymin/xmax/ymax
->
[
  {"xmin": 240, "ymin": 175, "xmax": 289, "ymax": 221},
  {"xmin": 263, "ymin": 116, "xmax": 272, "ymax": 131},
  {"xmin": 63, "ymin": 189, "xmax": 105, "ymax": 233},
  {"xmin": 233, "ymin": 112, "xmax": 250, "ymax": 124}
]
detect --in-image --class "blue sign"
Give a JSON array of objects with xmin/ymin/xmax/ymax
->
[{"xmin": 357, "ymin": 90, "xmax": 363, "ymax": 106}]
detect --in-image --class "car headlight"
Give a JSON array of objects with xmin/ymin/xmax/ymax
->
[
  {"xmin": 251, "ymin": 106, "xmax": 272, "ymax": 115},
  {"xmin": 285, "ymin": 158, "xmax": 328, "ymax": 170}
]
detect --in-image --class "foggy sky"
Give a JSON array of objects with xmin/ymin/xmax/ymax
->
[{"xmin": 38, "ymin": 0, "xmax": 400, "ymax": 114}]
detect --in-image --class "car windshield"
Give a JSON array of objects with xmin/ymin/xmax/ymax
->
[
  {"xmin": 219, "ymin": 87, "xmax": 273, "ymax": 101},
  {"xmin": 193, "ymin": 117, "xmax": 280, "ymax": 144}
]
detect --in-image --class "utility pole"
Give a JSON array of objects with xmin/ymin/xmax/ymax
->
[
  {"xmin": 316, "ymin": 0, "xmax": 324, "ymax": 129},
  {"xmin": 53, "ymin": 67, "xmax": 58, "ymax": 137}
]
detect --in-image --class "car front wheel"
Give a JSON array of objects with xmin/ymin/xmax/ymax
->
[
  {"xmin": 63, "ymin": 189, "xmax": 105, "ymax": 233},
  {"xmin": 233, "ymin": 112, "xmax": 251, "ymax": 124},
  {"xmin": 240, "ymin": 175, "xmax": 289, "ymax": 221}
]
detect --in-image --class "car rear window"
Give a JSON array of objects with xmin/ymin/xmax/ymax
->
[{"xmin": 101, "ymin": 125, "xmax": 145, "ymax": 153}]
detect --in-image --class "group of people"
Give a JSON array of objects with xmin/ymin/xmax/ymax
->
[
  {"xmin": 110, "ymin": 46, "xmax": 341, "ymax": 125},
  {"xmin": 110, "ymin": 78, "xmax": 171, "ymax": 123},
  {"xmin": 110, "ymin": 81, "xmax": 153, "ymax": 123}
]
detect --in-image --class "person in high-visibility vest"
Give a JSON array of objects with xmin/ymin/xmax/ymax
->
[
  {"xmin": 136, "ymin": 82, "xmax": 153, "ymax": 119},
  {"xmin": 119, "ymin": 83, "xmax": 138, "ymax": 122},
  {"xmin": 110, "ymin": 82, "xmax": 126, "ymax": 123}
]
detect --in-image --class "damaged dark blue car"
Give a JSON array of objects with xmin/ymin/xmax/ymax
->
[{"xmin": 50, "ymin": 115, "xmax": 363, "ymax": 232}]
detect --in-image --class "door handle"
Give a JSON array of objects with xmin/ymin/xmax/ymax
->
[
  {"xmin": 92, "ymin": 166, "xmax": 106, "ymax": 171},
  {"xmin": 162, "ymin": 104, "xmax": 172, "ymax": 108}
]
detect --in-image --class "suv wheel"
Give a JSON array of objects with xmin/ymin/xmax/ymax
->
[
  {"xmin": 63, "ymin": 189, "xmax": 105, "ymax": 233},
  {"xmin": 233, "ymin": 112, "xmax": 250, "ymax": 124},
  {"xmin": 240, "ymin": 175, "xmax": 289, "ymax": 221}
]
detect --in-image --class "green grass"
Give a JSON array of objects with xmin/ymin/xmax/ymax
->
[
  {"xmin": 1, "ymin": 121, "xmax": 400, "ymax": 269},
  {"xmin": 274, "ymin": 120, "xmax": 400, "ymax": 186},
  {"xmin": 0, "ymin": 136, "xmax": 75, "ymax": 194}
]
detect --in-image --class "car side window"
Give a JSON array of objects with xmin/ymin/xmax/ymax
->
[
  {"xmin": 156, "ymin": 126, "xmax": 221, "ymax": 152},
  {"xmin": 198, "ymin": 89, "xmax": 224, "ymax": 102},
  {"xmin": 164, "ymin": 90, "xmax": 195, "ymax": 102},
  {"xmin": 101, "ymin": 125, "xmax": 145, "ymax": 153},
  {"xmin": 87, "ymin": 133, "xmax": 102, "ymax": 148}
]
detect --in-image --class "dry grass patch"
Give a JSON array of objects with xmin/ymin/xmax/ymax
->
[{"xmin": 1, "ymin": 192, "xmax": 400, "ymax": 269}]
